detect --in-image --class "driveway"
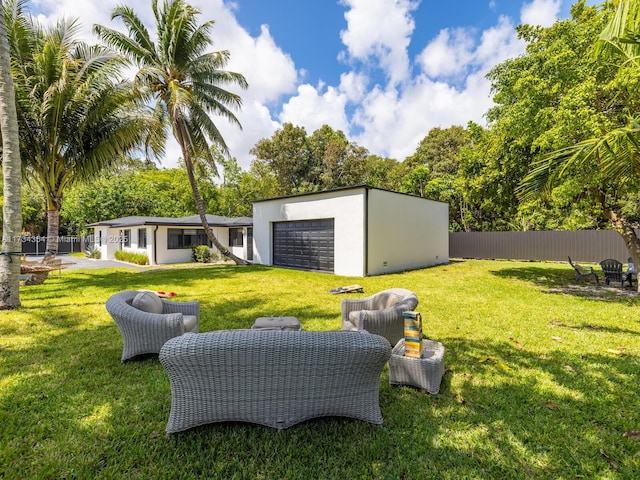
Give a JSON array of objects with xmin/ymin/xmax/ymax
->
[{"xmin": 25, "ymin": 254, "xmax": 142, "ymax": 270}]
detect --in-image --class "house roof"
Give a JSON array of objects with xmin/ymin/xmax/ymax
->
[
  {"xmin": 87, "ymin": 214, "xmax": 253, "ymax": 228},
  {"xmin": 251, "ymin": 183, "xmax": 448, "ymax": 205}
]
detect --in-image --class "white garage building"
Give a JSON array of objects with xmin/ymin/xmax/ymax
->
[{"xmin": 252, "ymin": 185, "xmax": 449, "ymax": 277}]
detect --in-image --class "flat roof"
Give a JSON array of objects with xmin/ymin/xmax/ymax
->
[
  {"xmin": 87, "ymin": 214, "xmax": 253, "ymax": 228},
  {"xmin": 251, "ymin": 184, "xmax": 448, "ymax": 205}
]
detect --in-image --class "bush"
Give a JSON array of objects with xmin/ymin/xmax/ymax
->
[
  {"xmin": 191, "ymin": 245, "xmax": 212, "ymax": 263},
  {"xmin": 84, "ymin": 246, "xmax": 101, "ymax": 259},
  {"xmin": 115, "ymin": 250, "xmax": 149, "ymax": 265}
]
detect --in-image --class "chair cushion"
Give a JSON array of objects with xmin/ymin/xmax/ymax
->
[
  {"xmin": 372, "ymin": 292, "xmax": 401, "ymax": 309},
  {"xmin": 182, "ymin": 315, "xmax": 198, "ymax": 332},
  {"xmin": 349, "ymin": 310, "xmax": 367, "ymax": 328},
  {"xmin": 132, "ymin": 291, "xmax": 163, "ymax": 314}
]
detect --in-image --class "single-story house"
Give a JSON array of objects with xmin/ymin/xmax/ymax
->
[
  {"xmin": 87, "ymin": 214, "xmax": 253, "ymax": 265},
  {"xmin": 252, "ymin": 185, "xmax": 449, "ymax": 277}
]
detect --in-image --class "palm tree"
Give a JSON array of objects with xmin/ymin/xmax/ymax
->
[
  {"xmin": 6, "ymin": 0, "xmax": 163, "ymax": 260},
  {"xmin": 0, "ymin": 0, "xmax": 22, "ymax": 309},
  {"xmin": 518, "ymin": 1, "xmax": 640, "ymax": 290},
  {"xmin": 94, "ymin": 0, "xmax": 250, "ymax": 265}
]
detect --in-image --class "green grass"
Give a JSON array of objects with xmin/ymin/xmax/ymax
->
[{"xmin": 1, "ymin": 260, "xmax": 639, "ymax": 479}]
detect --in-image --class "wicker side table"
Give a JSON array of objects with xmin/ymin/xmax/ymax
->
[{"xmin": 388, "ymin": 339, "xmax": 445, "ymax": 394}]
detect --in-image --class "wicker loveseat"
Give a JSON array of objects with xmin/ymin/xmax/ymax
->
[
  {"xmin": 341, "ymin": 288, "xmax": 418, "ymax": 346},
  {"xmin": 106, "ymin": 290, "xmax": 200, "ymax": 362},
  {"xmin": 159, "ymin": 329, "xmax": 392, "ymax": 433}
]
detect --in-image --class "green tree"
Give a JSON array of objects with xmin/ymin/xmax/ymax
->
[
  {"xmin": 250, "ymin": 123, "xmax": 319, "ymax": 195},
  {"xmin": 404, "ymin": 126, "xmax": 470, "ymax": 176},
  {"xmin": 6, "ymin": 0, "xmax": 160, "ymax": 257},
  {"xmin": 94, "ymin": 0, "xmax": 249, "ymax": 265},
  {"xmin": 473, "ymin": 1, "xmax": 618, "ymax": 231},
  {"xmin": 308, "ymin": 125, "xmax": 370, "ymax": 189},
  {"xmin": 519, "ymin": 0, "xmax": 640, "ymax": 290},
  {"xmin": 363, "ymin": 155, "xmax": 403, "ymax": 191},
  {"xmin": 61, "ymin": 161, "xmax": 211, "ymax": 234},
  {"xmin": 401, "ymin": 125, "xmax": 473, "ymax": 231},
  {"xmin": 0, "ymin": 0, "xmax": 21, "ymax": 309},
  {"xmin": 215, "ymin": 156, "xmax": 266, "ymax": 217}
]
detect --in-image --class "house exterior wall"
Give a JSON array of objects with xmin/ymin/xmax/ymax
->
[
  {"xmin": 154, "ymin": 226, "xmax": 230, "ymax": 264},
  {"xmin": 252, "ymin": 189, "xmax": 366, "ymax": 276},
  {"xmin": 92, "ymin": 224, "xmax": 249, "ymax": 265},
  {"xmin": 366, "ymin": 189, "xmax": 449, "ymax": 276},
  {"xmin": 94, "ymin": 227, "xmax": 111, "ymax": 260}
]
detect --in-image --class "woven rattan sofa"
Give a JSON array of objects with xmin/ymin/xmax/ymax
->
[
  {"xmin": 106, "ymin": 290, "xmax": 200, "ymax": 362},
  {"xmin": 159, "ymin": 329, "xmax": 392, "ymax": 433},
  {"xmin": 341, "ymin": 288, "xmax": 418, "ymax": 346}
]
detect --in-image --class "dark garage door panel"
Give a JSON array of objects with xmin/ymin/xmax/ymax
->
[{"xmin": 273, "ymin": 219, "xmax": 334, "ymax": 272}]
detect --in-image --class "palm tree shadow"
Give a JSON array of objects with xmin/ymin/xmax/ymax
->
[{"xmin": 490, "ymin": 265, "xmax": 639, "ymax": 302}]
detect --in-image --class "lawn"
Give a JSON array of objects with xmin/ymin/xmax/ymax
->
[{"xmin": 1, "ymin": 259, "xmax": 639, "ymax": 479}]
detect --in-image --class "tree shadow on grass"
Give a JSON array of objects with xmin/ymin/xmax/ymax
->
[
  {"xmin": 490, "ymin": 265, "xmax": 639, "ymax": 302},
  {"xmin": 3, "ymin": 318, "xmax": 640, "ymax": 479}
]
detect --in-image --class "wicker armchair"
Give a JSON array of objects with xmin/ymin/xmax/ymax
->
[
  {"xmin": 341, "ymin": 288, "xmax": 418, "ymax": 346},
  {"xmin": 106, "ymin": 290, "xmax": 200, "ymax": 362},
  {"xmin": 159, "ymin": 330, "xmax": 391, "ymax": 433}
]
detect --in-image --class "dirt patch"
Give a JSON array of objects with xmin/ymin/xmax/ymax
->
[{"xmin": 547, "ymin": 283, "xmax": 638, "ymax": 300}]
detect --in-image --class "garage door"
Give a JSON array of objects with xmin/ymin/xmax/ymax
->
[{"xmin": 273, "ymin": 219, "xmax": 334, "ymax": 272}]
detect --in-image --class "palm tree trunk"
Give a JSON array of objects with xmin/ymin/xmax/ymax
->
[
  {"xmin": 44, "ymin": 207, "xmax": 60, "ymax": 259},
  {"xmin": 175, "ymin": 123, "xmax": 249, "ymax": 265},
  {"xmin": 0, "ymin": 1, "xmax": 22, "ymax": 309},
  {"xmin": 24, "ymin": 206, "xmax": 59, "ymax": 285},
  {"xmin": 604, "ymin": 208, "xmax": 640, "ymax": 292}
]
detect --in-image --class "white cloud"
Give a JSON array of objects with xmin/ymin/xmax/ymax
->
[
  {"xmin": 350, "ymin": 74, "xmax": 496, "ymax": 162},
  {"xmin": 418, "ymin": 28, "xmax": 475, "ymax": 78},
  {"xmin": 475, "ymin": 16, "xmax": 526, "ymax": 67},
  {"xmin": 351, "ymin": 12, "xmax": 526, "ymax": 162},
  {"xmin": 521, "ymin": 0, "xmax": 562, "ymax": 27},
  {"xmin": 339, "ymin": 71, "xmax": 369, "ymax": 103},
  {"xmin": 279, "ymin": 84, "xmax": 350, "ymax": 133},
  {"xmin": 339, "ymin": 0, "xmax": 418, "ymax": 85}
]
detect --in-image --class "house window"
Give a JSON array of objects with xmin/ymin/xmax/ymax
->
[
  {"xmin": 167, "ymin": 228, "xmax": 211, "ymax": 249},
  {"xmin": 120, "ymin": 229, "xmax": 131, "ymax": 248},
  {"xmin": 138, "ymin": 228, "xmax": 147, "ymax": 249},
  {"xmin": 229, "ymin": 228, "xmax": 244, "ymax": 247}
]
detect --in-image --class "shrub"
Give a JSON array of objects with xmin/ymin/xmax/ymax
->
[
  {"xmin": 115, "ymin": 250, "xmax": 149, "ymax": 265},
  {"xmin": 84, "ymin": 246, "xmax": 101, "ymax": 259},
  {"xmin": 191, "ymin": 245, "xmax": 212, "ymax": 263}
]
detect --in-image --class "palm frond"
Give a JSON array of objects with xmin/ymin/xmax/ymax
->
[
  {"xmin": 93, "ymin": 24, "xmax": 156, "ymax": 67},
  {"xmin": 518, "ymin": 120, "xmax": 640, "ymax": 202}
]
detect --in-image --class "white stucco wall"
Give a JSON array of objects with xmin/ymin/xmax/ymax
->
[
  {"xmin": 93, "ymin": 224, "xmax": 247, "ymax": 265},
  {"xmin": 93, "ymin": 227, "xmax": 111, "ymax": 260},
  {"xmin": 366, "ymin": 189, "xmax": 449, "ymax": 276},
  {"xmin": 155, "ymin": 226, "xmax": 230, "ymax": 264},
  {"xmin": 253, "ymin": 187, "xmax": 449, "ymax": 277},
  {"xmin": 252, "ymin": 189, "xmax": 366, "ymax": 276}
]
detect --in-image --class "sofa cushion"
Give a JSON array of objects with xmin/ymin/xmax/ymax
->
[{"xmin": 132, "ymin": 291, "xmax": 163, "ymax": 314}]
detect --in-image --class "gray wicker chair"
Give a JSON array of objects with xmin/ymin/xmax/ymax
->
[
  {"xmin": 106, "ymin": 290, "xmax": 200, "ymax": 362},
  {"xmin": 159, "ymin": 330, "xmax": 391, "ymax": 433},
  {"xmin": 341, "ymin": 288, "xmax": 418, "ymax": 346}
]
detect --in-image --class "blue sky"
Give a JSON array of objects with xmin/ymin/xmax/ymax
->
[{"xmin": 32, "ymin": 0, "xmax": 599, "ymax": 170}]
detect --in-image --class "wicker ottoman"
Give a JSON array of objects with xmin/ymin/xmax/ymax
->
[
  {"xmin": 389, "ymin": 339, "xmax": 445, "ymax": 394},
  {"xmin": 252, "ymin": 316, "xmax": 302, "ymax": 331}
]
